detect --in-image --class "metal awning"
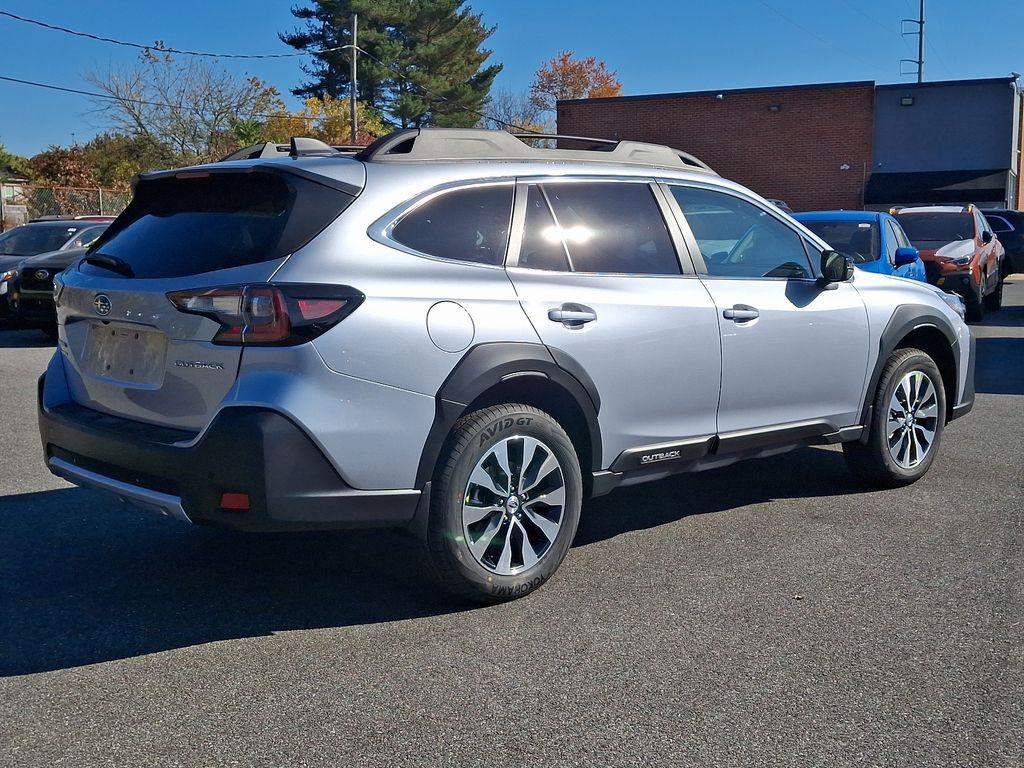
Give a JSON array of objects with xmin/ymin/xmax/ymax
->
[{"xmin": 865, "ymin": 169, "xmax": 1009, "ymax": 205}]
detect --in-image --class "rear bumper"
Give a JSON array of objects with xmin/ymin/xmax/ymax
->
[
  {"xmin": 38, "ymin": 373, "xmax": 420, "ymax": 532},
  {"xmin": 15, "ymin": 289, "xmax": 55, "ymax": 324}
]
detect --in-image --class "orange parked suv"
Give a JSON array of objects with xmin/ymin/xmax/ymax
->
[{"xmin": 893, "ymin": 205, "xmax": 1005, "ymax": 320}]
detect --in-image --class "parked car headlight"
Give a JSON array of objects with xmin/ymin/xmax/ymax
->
[
  {"xmin": 1, "ymin": 269, "xmax": 16, "ymax": 283},
  {"xmin": 940, "ymin": 291, "xmax": 966, "ymax": 319},
  {"xmin": 951, "ymin": 255, "xmax": 972, "ymax": 266}
]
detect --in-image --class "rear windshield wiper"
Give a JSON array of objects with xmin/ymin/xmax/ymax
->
[{"xmin": 83, "ymin": 253, "xmax": 134, "ymax": 278}]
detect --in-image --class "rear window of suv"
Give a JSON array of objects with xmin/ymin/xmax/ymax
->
[{"xmin": 81, "ymin": 171, "xmax": 354, "ymax": 279}]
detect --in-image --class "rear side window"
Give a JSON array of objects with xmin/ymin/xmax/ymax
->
[
  {"xmin": 82, "ymin": 172, "xmax": 353, "ymax": 279},
  {"xmin": 391, "ymin": 185, "xmax": 513, "ymax": 266},
  {"xmin": 520, "ymin": 182, "xmax": 680, "ymax": 275}
]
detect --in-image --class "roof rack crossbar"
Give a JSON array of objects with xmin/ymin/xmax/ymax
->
[{"xmin": 219, "ymin": 138, "xmax": 365, "ymax": 163}]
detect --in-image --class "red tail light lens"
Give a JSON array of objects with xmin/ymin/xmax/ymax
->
[{"xmin": 167, "ymin": 284, "xmax": 363, "ymax": 346}]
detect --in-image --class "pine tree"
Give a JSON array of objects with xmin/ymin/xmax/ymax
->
[{"xmin": 280, "ymin": 0, "xmax": 502, "ymax": 128}]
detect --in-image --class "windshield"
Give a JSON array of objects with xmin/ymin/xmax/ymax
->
[
  {"xmin": 0, "ymin": 223, "xmax": 79, "ymax": 256},
  {"xmin": 895, "ymin": 212, "xmax": 974, "ymax": 248},
  {"xmin": 800, "ymin": 219, "xmax": 878, "ymax": 264}
]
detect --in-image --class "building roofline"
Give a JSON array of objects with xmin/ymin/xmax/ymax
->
[
  {"xmin": 558, "ymin": 80, "xmax": 876, "ymax": 106},
  {"xmin": 875, "ymin": 76, "xmax": 1018, "ymax": 91},
  {"xmin": 559, "ymin": 76, "xmax": 1019, "ymax": 107}
]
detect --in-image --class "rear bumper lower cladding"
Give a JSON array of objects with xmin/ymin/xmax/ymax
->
[
  {"xmin": 38, "ymin": 373, "xmax": 420, "ymax": 532},
  {"xmin": 949, "ymin": 333, "xmax": 976, "ymax": 422}
]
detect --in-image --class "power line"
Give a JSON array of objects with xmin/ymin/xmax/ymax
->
[
  {"xmin": 0, "ymin": 74, "xmax": 324, "ymax": 122},
  {"xmin": 754, "ymin": 0, "xmax": 878, "ymax": 69},
  {"xmin": 0, "ymin": 69, "xmax": 512, "ymax": 134},
  {"xmin": 0, "ymin": 9, "xmax": 349, "ymax": 59},
  {"xmin": 0, "ymin": 8, "xmax": 525, "ymax": 132}
]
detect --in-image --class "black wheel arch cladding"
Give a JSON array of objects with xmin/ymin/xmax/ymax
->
[
  {"xmin": 414, "ymin": 342, "xmax": 602, "ymax": 488},
  {"xmin": 861, "ymin": 304, "xmax": 960, "ymax": 428}
]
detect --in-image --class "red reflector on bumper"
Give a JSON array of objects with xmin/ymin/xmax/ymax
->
[{"xmin": 219, "ymin": 492, "xmax": 250, "ymax": 511}]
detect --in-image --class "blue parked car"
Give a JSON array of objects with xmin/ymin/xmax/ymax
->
[{"xmin": 795, "ymin": 211, "xmax": 927, "ymax": 282}]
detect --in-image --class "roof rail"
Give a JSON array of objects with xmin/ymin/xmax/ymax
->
[
  {"xmin": 354, "ymin": 128, "xmax": 717, "ymax": 173},
  {"xmin": 219, "ymin": 139, "xmax": 365, "ymax": 163}
]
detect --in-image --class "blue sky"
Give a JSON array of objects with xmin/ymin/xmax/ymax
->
[{"xmin": 2, "ymin": 0, "xmax": 1022, "ymax": 156}]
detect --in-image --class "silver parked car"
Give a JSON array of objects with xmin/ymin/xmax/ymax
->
[{"xmin": 38, "ymin": 129, "xmax": 975, "ymax": 602}]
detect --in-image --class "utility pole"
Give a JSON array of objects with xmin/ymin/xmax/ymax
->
[
  {"xmin": 350, "ymin": 13, "xmax": 358, "ymax": 144},
  {"xmin": 901, "ymin": 0, "xmax": 925, "ymax": 82},
  {"xmin": 921, "ymin": 0, "xmax": 929, "ymax": 83}
]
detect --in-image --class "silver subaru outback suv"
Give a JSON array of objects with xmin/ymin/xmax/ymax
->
[{"xmin": 38, "ymin": 129, "xmax": 975, "ymax": 601}]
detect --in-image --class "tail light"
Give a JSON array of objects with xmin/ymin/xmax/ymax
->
[{"xmin": 167, "ymin": 284, "xmax": 363, "ymax": 346}]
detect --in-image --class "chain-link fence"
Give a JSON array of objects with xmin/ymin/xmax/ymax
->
[{"xmin": 1, "ymin": 184, "xmax": 131, "ymax": 231}]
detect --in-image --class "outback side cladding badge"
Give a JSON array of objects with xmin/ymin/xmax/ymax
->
[
  {"xmin": 93, "ymin": 294, "xmax": 112, "ymax": 316},
  {"xmin": 640, "ymin": 450, "xmax": 682, "ymax": 465},
  {"xmin": 174, "ymin": 360, "xmax": 226, "ymax": 371}
]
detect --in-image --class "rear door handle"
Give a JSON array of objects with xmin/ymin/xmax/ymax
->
[
  {"xmin": 548, "ymin": 305, "xmax": 597, "ymax": 327},
  {"xmin": 722, "ymin": 304, "xmax": 759, "ymax": 322}
]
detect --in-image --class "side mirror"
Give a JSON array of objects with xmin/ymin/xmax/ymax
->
[
  {"xmin": 982, "ymin": 230, "xmax": 993, "ymax": 244},
  {"xmin": 819, "ymin": 249, "xmax": 854, "ymax": 284},
  {"xmin": 894, "ymin": 246, "xmax": 920, "ymax": 267}
]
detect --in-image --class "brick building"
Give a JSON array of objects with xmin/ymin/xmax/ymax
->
[{"xmin": 557, "ymin": 77, "xmax": 1024, "ymax": 212}]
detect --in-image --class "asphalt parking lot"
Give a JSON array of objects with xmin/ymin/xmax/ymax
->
[{"xmin": 2, "ymin": 278, "xmax": 1022, "ymax": 767}]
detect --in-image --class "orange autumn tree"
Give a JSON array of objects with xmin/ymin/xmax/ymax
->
[{"xmin": 530, "ymin": 50, "xmax": 622, "ymax": 115}]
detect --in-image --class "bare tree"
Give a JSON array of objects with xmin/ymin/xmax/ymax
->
[
  {"xmin": 85, "ymin": 51, "xmax": 284, "ymax": 161},
  {"xmin": 478, "ymin": 87, "xmax": 549, "ymax": 134}
]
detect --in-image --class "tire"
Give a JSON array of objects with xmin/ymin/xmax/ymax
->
[
  {"xmin": 425, "ymin": 404, "xmax": 583, "ymax": 603},
  {"xmin": 843, "ymin": 348, "xmax": 946, "ymax": 489},
  {"xmin": 984, "ymin": 273, "xmax": 1003, "ymax": 311},
  {"xmin": 965, "ymin": 281, "xmax": 985, "ymax": 322}
]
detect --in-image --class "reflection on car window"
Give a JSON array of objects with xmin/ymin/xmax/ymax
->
[
  {"xmin": 539, "ymin": 182, "xmax": 680, "ymax": 275},
  {"xmin": 0, "ymin": 223, "xmax": 78, "ymax": 257},
  {"xmin": 518, "ymin": 186, "xmax": 570, "ymax": 271},
  {"xmin": 895, "ymin": 212, "xmax": 974, "ymax": 247},
  {"xmin": 801, "ymin": 219, "xmax": 879, "ymax": 264},
  {"xmin": 671, "ymin": 186, "xmax": 813, "ymax": 278}
]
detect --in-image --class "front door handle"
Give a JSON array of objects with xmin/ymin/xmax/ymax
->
[
  {"xmin": 548, "ymin": 304, "xmax": 597, "ymax": 327},
  {"xmin": 722, "ymin": 304, "xmax": 759, "ymax": 322}
]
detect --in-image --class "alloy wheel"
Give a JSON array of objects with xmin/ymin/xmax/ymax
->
[
  {"xmin": 886, "ymin": 370, "xmax": 939, "ymax": 469},
  {"xmin": 462, "ymin": 435, "xmax": 566, "ymax": 575}
]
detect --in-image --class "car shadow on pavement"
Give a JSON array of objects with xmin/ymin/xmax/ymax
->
[
  {"xmin": 2, "ymin": 446, "xmax": 863, "ymax": 677},
  {"xmin": 0, "ymin": 488, "xmax": 468, "ymax": 677},
  {"xmin": 0, "ymin": 327, "xmax": 54, "ymax": 349},
  {"xmin": 574, "ymin": 445, "xmax": 863, "ymax": 546},
  {"xmin": 975, "ymin": 337, "xmax": 1024, "ymax": 395}
]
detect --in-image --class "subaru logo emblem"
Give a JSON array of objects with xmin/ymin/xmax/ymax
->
[
  {"xmin": 34, "ymin": 269, "xmax": 49, "ymax": 281},
  {"xmin": 94, "ymin": 294, "xmax": 112, "ymax": 316}
]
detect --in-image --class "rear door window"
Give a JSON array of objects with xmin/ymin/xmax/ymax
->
[
  {"xmin": 82, "ymin": 171, "xmax": 354, "ymax": 279},
  {"xmin": 518, "ymin": 182, "xmax": 680, "ymax": 275},
  {"xmin": 391, "ymin": 184, "xmax": 513, "ymax": 266}
]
